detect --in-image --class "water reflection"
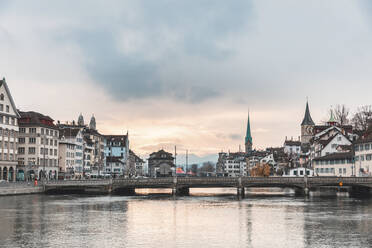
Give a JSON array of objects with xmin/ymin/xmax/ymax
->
[{"xmin": 0, "ymin": 190, "xmax": 371, "ymax": 248}]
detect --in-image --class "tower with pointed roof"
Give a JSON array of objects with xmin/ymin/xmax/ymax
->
[
  {"xmin": 245, "ymin": 111, "xmax": 253, "ymax": 154},
  {"xmin": 89, "ymin": 114, "xmax": 96, "ymax": 130},
  {"xmin": 301, "ymin": 101, "xmax": 315, "ymax": 144},
  {"xmin": 77, "ymin": 113, "xmax": 84, "ymax": 126},
  {"xmin": 327, "ymin": 109, "xmax": 338, "ymax": 126}
]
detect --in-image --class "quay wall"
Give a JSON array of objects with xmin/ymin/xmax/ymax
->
[{"xmin": 0, "ymin": 185, "xmax": 44, "ymax": 196}]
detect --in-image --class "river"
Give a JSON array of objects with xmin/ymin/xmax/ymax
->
[{"xmin": 0, "ymin": 188, "xmax": 371, "ymax": 248}]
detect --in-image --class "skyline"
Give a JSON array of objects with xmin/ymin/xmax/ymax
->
[{"xmin": 1, "ymin": 0, "xmax": 372, "ymax": 157}]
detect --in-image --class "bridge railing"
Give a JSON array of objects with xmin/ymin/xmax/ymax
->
[{"xmin": 45, "ymin": 179, "xmax": 111, "ymax": 186}]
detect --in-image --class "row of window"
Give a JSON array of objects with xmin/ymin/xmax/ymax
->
[
  {"xmin": 18, "ymin": 157, "xmax": 58, "ymax": 167},
  {"xmin": 355, "ymin": 154, "xmax": 372, "ymax": 161},
  {"xmin": 0, "ymin": 141, "xmax": 16, "ymax": 149},
  {"xmin": 0, "ymin": 115, "xmax": 16, "ymax": 126},
  {"xmin": 0, "ymin": 152, "xmax": 16, "ymax": 160},
  {"xmin": 0, "ymin": 104, "xmax": 10, "ymax": 113},
  {"xmin": 19, "ymin": 128, "xmax": 58, "ymax": 137},
  {"xmin": 18, "ymin": 147, "xmax": 58, "ymax": 156},
  {"xmin": 315, "ymin": 167, "xmax": 347, "ymax": 174},
  {"xmin": 0, "ymin": 129, "xmax": 17, "ymax": 136},
  {"xmin": 313, "ymin": 159, "xmax": 352, "ymax": 165},
  {"xmin": 355, "ymin": 143, "xmax": 371, "ymax": 152}
]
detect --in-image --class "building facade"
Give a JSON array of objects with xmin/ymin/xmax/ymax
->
[
  {"xmin": 354, "ymin": 126, "xmax": 372, "ymax": 177},
  {"xmin": 0, "ymin": 78, "xmax": 20, "ymax": 181},
  {"xmin": 148, "ymin": 149, "xmax": 174, "ymax": 177},
  {"xmin": 313, "ymin": 152, "xmax": 354, "ymax": 177},
  {"xmin": 104, "ymin": 134, "xmax": 129, "ymax": 176},
  {"xmin": 58, "ymin": 128, "xmax": 84, "ymax": 178},
  {"xmin": 18, "ymin": 111, "xmax": 59, "ymax": 180}
]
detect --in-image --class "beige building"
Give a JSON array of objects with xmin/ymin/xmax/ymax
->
[
  {"xmin": 313, "ymin": 152, "xmax": 354, "ymax": 177},
  {"xmin": 354, "ymin": 126, "xmax": 372, "ymax": 177},
  {"xmin": 18, "ymin": 111, "xmax": 59, "ymax": 180},
  {"xmin": 58, "ymin": 138, "xmax": 75, "ymax": 179},
  {"xmin": 0, "ymin": 78, "xmax": 20, "ymax": 181}
]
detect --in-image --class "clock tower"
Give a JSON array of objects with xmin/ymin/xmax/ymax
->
[{"xmin": 301, "ymin": 101, "xmax": 315, "ymax": 144}]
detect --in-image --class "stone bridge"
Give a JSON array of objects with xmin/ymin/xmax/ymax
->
[{"xmin": 44, "ymin": 177, "xmax": 372, "ymax": 197}]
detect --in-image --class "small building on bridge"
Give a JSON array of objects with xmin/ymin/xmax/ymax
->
[{"xmin": 148, "ymin": 149, "xmax": 175, "ymax": 177}]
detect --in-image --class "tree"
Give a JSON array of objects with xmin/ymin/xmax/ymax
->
[
  {"xmin": 331, "ymin": 104, "xmax": 350, "ymax": 125},
  {"xmin": 190, "ymin": 164, "xmax": 198, "ymax": 174},
  {"xmin": 250, "ymin": 163, "xmax": 271, "ymax": 177},
  {"xmin": 199, "ymin": 161, "xmax": 215, "ymax": 173},
  {"xmin": 351, "ymin": 105, "xmax": 372, "ymax": 131}
]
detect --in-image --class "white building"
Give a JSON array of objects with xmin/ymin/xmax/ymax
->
[
  {"xmin": 58, "ymin": 128, "xmax": 84, "ymax": 178},
  {"xmin": 285, "ymin": 167, "xmax": 313, "ymax": 177},
  {"xmin": 312, "ymin": 152, "xmax": 354, "ymax": 177},
  {"xmin": 284, "ymin": 139, "xmax": 301, "ymax": 155},
  {"xmin": 217, "ymin": 152, "xmax": 247, "ymax": 177},
  {"xmin": 354, "ymin": 128, "xmax": 372, "ymax": 177},
  {"xmin": 0, "ymin": 78, "xmax": 20, "ymax": 181},
  {"xmin": 310, "ymin": 126, "xmax": 353, "ymax": 160},
  {"xmin": 18, "ymin": 111, "xmax": 59, "ymax": 180}
]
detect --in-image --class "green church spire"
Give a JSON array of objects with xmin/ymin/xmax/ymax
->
[
  {"xmin": 245, "ymin": 111, "xmax": 252, "ymax": 145},
  {"xmin": 245, "ymin": 110, "xmax": 253, "ymax": 154}
]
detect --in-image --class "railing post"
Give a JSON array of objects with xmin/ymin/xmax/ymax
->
[
  {"xmin": 304, "ymin": 175, "xmax": 309, "ymax": 196},
  {"xmin": 172, "ymin": 176, "xmax": 178, "ymax": 197},
  {"xmin": 237, "ymin": 177, "xmax": 244, "ymax": 200}
]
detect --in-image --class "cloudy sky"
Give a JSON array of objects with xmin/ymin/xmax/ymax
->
[{"xmin": 1, "ymin": 0, "xmax": 372, "ymax": 159}]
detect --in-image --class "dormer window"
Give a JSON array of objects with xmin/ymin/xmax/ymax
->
[{"xmin": 0, "ymin": 94, "xmax": 4, "ymax": 101}]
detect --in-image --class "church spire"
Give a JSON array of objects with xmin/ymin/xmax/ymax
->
[
  {"xmin": 301, "ymin": 101, "xmax": 315, "ymax": 126},
  {"xmin": 245, "ymin": 110, "xmax": 252, "ymax": 153}
]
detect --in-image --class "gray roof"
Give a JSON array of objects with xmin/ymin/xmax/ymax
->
[{"xmin": 301, "ymin": 101, "xmax": 315, "ymax": 126}]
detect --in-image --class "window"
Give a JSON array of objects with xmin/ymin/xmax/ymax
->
[
  {"xmin": 360, "ymin": 145, "xmax": 364, "ymax": 151},
  {"xmin": 6, "ymin": 105, "xmax": 9, "ymax": 113},
  {"xmin": 339, "ymin": 168, "xmax": 342, "ymax": 174},
  {"xmin": 338, "ymin": 136, "xmax": 342, "ymax": 141},
  {"xmin": 19, "ymin": 138, "xmax": 25, "ymax": 144},
  {"xmin": 343, "ymin": 168, "xmax": 346, "ymax": 174},
  {"xmin": 11, "ymin": 118, "xmax": 14, "ymax": 125},
  {"xmin": 355, "ymin": 156, "xmax": 359, "ymax": 161},
  {"xmin": 18, "ymin": 147, "xmax": 25, "ymax": 154},
  {"xmin": 40, "ymin": 148, "xmax": 44, "ymax": 154},
  {"xmin": 54, "ymin": 149, "xmax": 57, "ymax": 156},
  {"xmin": 0, "ymin": 104, "xmax": 3, "ymax": 111},
  {"xmin": 28, "ymin": 147, "xmax": 36, "ymax": 154},
  {"xmin": 300, "ymin": 170, "xmax": 304, "ymax": 175},
  {"xmin": 54, "ymin": 140, "xmax": 57, "ymax": 146},
  {"xmin": 366, "ymin": 154, "xmax": 372, "ymax": 161},
  {"xmin": 50, "ymin": 149, "xmax": 53, "ymax": 155},
  {"xmin": 46, "ymin": 129, "xmax": 49, "ymax": 135},
  {"xmin": 0, "ymin": 94, "xmax": 3, "ymax": 100},
  {"xmin": 332, "ymin": 144, "xmax": 337, "ymax": 148},
  {"xmin": 41, "ymin": 128, "xmax": 44, "ymax": 135},
  {"xmin": 5, "ymin": 116, "xmax": 9, "ymax": 124},
  {"xmin": 365, "ymin": 144, "xmax": 370, "ymax": 150},
  {"xmin": 361, "ymin": 155, "xmax": 365, "ymax": 161},
  {"xmin": 19, "ymin": 128, "xmax": 26, "ymax": 133},
  {"xmin": 29, "ymin": 128, "xmax": 36, "ymax": 134},
  {"xmin": 29, "ymin": 137, "xmax": 36, "ymax": 144}
]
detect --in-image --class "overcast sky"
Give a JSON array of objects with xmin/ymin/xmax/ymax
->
[{"xmin": 1, "ymin": 0, "xmax": 372, "ymax": 157}]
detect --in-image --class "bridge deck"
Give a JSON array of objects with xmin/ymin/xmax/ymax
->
[{"xmin": 44, "ymin": 177, "xmax": 372, "ymax": 189}]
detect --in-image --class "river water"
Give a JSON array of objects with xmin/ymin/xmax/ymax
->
[{"xmin": 0, "ymin": 188, "xmax": 371, "ymax": 248}]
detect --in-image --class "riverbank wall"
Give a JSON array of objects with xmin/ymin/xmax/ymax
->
[{"xmin": 0, "ymin": 185, "xmax": 44, "ymax": 196}]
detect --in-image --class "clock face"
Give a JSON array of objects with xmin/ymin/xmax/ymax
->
[{"xmin": 306, "ymin": 126, "xmax": 314, "ymax": 135}]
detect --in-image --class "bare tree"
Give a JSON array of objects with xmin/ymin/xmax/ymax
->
[
  {"xmin": 199, "ymin": 161, "xmax": 215, "ymax": 173},
  {"xmin": 351, "ymin": 105, "xmax": 372, "ymax": 131},
  {"xmin": 332, "ymin": 104, "xmax": 350, "ymax": 125},
  {"xmin": 321, "ymin": 104, "xmax": 350, "ymax": 125}
]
